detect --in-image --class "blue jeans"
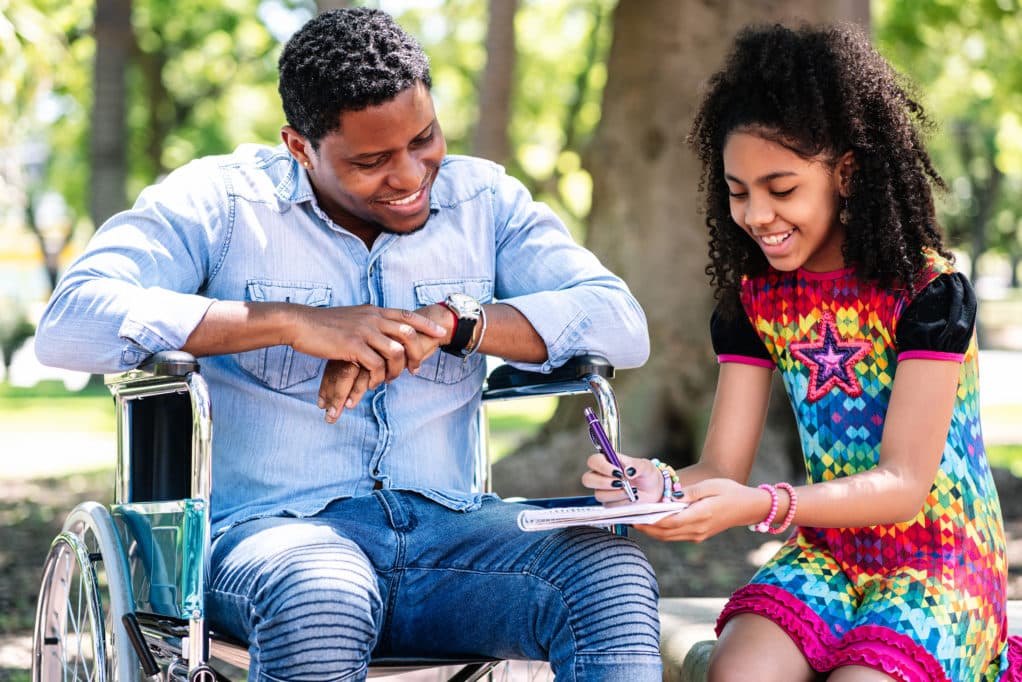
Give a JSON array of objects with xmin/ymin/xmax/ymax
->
[{"xmin": 207, "ymin": 491, "xmax": 662, "ymax": 681}]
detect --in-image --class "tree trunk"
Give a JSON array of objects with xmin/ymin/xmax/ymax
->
[
  {"xmin": 493, "ymin": 0, "xmax": 869, "ymax": 596},
  {"xmin": 90, "ymin": 0, "xmax": 133, "ymax": 229},
  {"xmin": 472, "ymin": 0, "xmax": 519, "ymax": 165}
]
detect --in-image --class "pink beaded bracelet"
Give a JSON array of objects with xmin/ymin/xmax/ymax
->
[
  {"xmin": 769, "ymin": 482, "xmax": 797, "ymax": 535},
  {"xmin": 749, "ymin": 484, "xmax": 778, "ymax": 533}
]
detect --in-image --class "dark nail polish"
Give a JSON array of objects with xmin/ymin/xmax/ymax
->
[
  {"xmin": 611, "ymin": 480, "xmax": 624, "ymax": 488},
  {"xmin": 672, "ymin": 490, "xmax": 685, "ymax": 499},
  {"xmin": 611, "ymin": 469, "xmax": 623, "ymax": 479},
  {"xmin": 626, "ymin": 467, "xmax": 637, "ymax": 477},
  {"xmin": 632, "ymin": 486, "xmax": 639, "ymax": 494}
]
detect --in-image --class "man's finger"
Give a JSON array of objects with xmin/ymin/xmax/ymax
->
[
  {"xmin": 386, "ymin": 308, "xmax": 447, "ymax": 337},
  {"xmin": 319, "ymin": 362, "xmax": 360, "ymax": 423},
  {"xmin": 345, "ymin": 370, "xmax": 371, "ymax": 410}
]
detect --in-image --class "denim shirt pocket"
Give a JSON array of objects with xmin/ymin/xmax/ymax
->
[
  {"xmin": 413, "ymin": 278, "xmax": 493, "ymax": 385},
  {"xmin": 237, "ymin": 280, "xmax": 332, "ymax": 391}
]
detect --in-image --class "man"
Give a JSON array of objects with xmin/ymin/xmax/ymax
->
[{"xmin": 35, "ymin": 8, "xmax": 660, "ymax": 681}]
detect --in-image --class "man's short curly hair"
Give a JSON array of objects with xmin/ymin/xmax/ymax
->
[
  {"xmin": 278, "ymin": 7, "xmax": 432, "ymax": 147},
  {"xmin": 688, "ymin": 23, "xmax": 951, "ymax": 313}
]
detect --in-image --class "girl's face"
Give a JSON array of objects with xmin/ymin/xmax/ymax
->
[{"xmin": 722, "ymin": 131, "xmax": 851, "ymax": 273}]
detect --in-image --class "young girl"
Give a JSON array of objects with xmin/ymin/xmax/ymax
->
[{"xmin": 583, "ymin": 23, "xmax": 1021, "ymax": 682}]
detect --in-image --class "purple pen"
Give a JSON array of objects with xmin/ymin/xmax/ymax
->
[{"xmin": 584, "ymin": 407, "xmax": 637, "ymax": 503}]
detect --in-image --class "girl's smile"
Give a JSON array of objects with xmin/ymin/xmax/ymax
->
[{"xmin": 722, "ymin": 131, "xmax": 851, "ymax": 273}]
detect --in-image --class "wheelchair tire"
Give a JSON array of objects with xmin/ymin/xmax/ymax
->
[
  {"xmin": 32, "ymin": 531, "xmax": 111, "ymax": 681},
  {"xmin": 33, "ymin": 502, "xmax": 139, "ymax": 682}
]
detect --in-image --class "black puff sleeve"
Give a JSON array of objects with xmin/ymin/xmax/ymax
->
[
  {"xmin": 896, "ymin": 272, "xmax": 977, "ymax": 356},
  {"xmin": 710, "ymin": 303, "xmax": 773, "ymax": 364}
]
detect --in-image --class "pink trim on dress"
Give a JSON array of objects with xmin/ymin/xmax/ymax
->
[
  {"xmin": 716, "ymin": 584, "xmax": 950, "ymax": 681},
  {"xmin": 1006, "ymin": 636, "xmax": 1022, "ymax": 681},
  {"xmin": 717, "ymin": 354, "xmax": 775, "ymax": 369},
  {"xmin": 897, "ymin": 350, "xmax": 965, "ymax": 363}
]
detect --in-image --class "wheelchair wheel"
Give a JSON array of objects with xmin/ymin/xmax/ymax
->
[
  {"xmin": 486, "ymin": 660, "xmax": 554, "ymax": 681},
  {"xmin": 33, "ymin": 531, "xmax": 110, "ymax": 681},
  {"xmin": 33, "ymin": 502, "xmax": 138, "ymax": 682}
]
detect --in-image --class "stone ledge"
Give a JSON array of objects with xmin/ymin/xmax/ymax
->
[{"xmin": 659, "ymin": 598, "xmax": 1022, "ymax": 682}]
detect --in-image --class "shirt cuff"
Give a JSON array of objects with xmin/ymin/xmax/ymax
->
[
  {"xmin": 497, "ymin": 292, "xmax": 591, "ymax": 373},
  {"xmin": 118, "ymin": 287, "xmax": 216, "ymax": 357}
]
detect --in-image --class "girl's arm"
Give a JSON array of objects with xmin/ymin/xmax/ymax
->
[
  {"xmin": 581, "ymin": 361, "xmax": 771, "ymax": 507},
  {"xmin": 781, "ymin": 357, "xmax": 958, "ymax": 527},
  {"xmin": 679, "ymin": 361, "xmax": 773, "ymax": 485},
  {"xmin": 631, "ymin": 357, "xmax": 959, "ymax": 542}
]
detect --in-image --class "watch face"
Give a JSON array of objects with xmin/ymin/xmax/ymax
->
[{"xmin": 446, "ymin": 293, "xmax": 481, "ymax": 316}]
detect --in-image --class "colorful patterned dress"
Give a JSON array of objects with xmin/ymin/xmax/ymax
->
[{"xmin": 710, "ymin": 251, "xmax": 1021, "ymax": 681}]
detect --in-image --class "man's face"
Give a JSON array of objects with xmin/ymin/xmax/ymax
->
[{"xmin": 285, "ymin": 81, "xmax": 447, "ymax": 244}]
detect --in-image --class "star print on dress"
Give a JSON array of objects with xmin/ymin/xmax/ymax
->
[{"xmin": 789, "ymin": 311, "xmax": 871, "ymax": 402}]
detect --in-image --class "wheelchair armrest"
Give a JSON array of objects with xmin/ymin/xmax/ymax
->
[
  {"xmin": 482, "ymin": 354, "xmax": 614, "ymax": 401},
  {"xmin": 138, "ymin": 350, "xmax": 200, "ymax": 377}
]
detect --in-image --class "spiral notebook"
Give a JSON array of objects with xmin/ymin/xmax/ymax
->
[{"xmin": 516, "ymin": 502, "xmax": 687, "ymax": 531}]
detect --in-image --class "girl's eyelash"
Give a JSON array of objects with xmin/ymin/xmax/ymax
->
[{"xmin": 773, "ymin": 188, "xmax": 795, "ymax": 197}]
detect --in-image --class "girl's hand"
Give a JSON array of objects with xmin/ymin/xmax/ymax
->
[
  {"xmin": 581, "ymin": 454, "xmax": 664, "ymax": 505},
  {"xmin": 318, "ymin": 360, "xmax": 371, "ymax": 424},
  {"xmin": 632, "ymin": 478, "xmax": 772, "ymax": 542}
]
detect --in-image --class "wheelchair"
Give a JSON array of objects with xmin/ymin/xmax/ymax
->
[{"xmin": 31, "ymin": 350, "xmax": 622, "ymax": 681}]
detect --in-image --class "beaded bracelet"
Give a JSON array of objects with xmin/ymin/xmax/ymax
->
[
  {"xmin": 749, "ymin": 484, "xmax": 778, "ymax": 533},
  {"xmin": 650, "ymin": 459, "xmax": 685, "ymax": 503},
  {"xmin": 769, "ymin": 482, "xmax": 798, "ymax": 535}
]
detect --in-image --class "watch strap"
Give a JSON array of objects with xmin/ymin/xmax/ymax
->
[{"xmin": 439, "ymin": 301, "xmax": 477, "ymax": 357}]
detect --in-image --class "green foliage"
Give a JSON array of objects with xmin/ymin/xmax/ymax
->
[
  {"xmin": 391, "ymin": 0, "xmax": 616, "ymax": 238},
  {"xmin": 5, "ymin": 0, "xmax": 613, "ymax": 248},
  {"xmin": 875, "ymin": 0, "xmax": 1022, "ymax": 261},
  {"xmin": 989, "ymin": 443, "xmax": 1022, "ymax": 477}
]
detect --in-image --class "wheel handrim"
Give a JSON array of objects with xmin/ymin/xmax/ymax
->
[{"xmin": 33, "ymin": 532, "xmax": 108, "ymax": 682}]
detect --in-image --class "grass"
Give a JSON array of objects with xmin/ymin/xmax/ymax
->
[
  {"xmin": 0, "ymin": 380, "xmax": 114, "ymax": 433},
  {"xmin": 484, "ymin": 397, "xmax": 558, "ymax": 461}
]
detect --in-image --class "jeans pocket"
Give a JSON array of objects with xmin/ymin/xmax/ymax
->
[
  {"xmin": 412, "ymin": 278, "xmax": 493, "ymax": 385},
  {"xmin": 237, "ymin": 279, "xmax": 332, "ymax": 390}
]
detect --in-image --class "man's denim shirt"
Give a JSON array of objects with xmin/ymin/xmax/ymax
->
[{"xmin": 36, "ymin": 144, "xmax": 650, "ymax": 536}]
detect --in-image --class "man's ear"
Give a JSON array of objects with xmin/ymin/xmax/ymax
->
[
  {"xmin": 837, "ymin": 150, "xmax": 857, "ymax": 197},
  {"xmin": 281, "ymin": 126, "xmax": 314, "ymax": 169}
]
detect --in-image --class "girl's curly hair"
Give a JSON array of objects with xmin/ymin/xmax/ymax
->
[{"xmin": 688, "ymin": 23, "xmax": 951, "ymax": 313}]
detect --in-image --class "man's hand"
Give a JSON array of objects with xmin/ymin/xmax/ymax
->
[
  {"xmin": 413, "ymin": 303, "xmax": 457, "ymax": 359},
  {"xmin": 318, "ymin": 361, "xmax": 371, "ymax": 423},
  {"xmin": 312, "ymin": 304, "xmax": 456, "ymax": 423},
  {"xmin": 291, "ymin": 304, "xmax": 448, "ymax": 388}
]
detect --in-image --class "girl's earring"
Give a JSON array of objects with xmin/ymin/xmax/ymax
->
[{"xmin": 839, "ymin": 199, "xmax": 852, "ymax": 226}]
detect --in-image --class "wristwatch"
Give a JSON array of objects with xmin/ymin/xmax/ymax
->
[{"xmin": 439, "ymin": 293, "xmax": 482, "ymax": 357}]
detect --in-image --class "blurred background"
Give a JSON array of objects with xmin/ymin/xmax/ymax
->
[{"xmin": 2, "ymin": 0, "xmax": 1021, "ymax": 678}]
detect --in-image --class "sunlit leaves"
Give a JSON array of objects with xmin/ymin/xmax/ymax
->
[{"xmin": 875, "ymin": 0, "xmax": 1022, "ymax": 262}]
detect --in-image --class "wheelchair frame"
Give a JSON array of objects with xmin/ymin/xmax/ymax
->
[{"xmin": 32, "ymin": 351, "xmax": 621, "ymax": 682}]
